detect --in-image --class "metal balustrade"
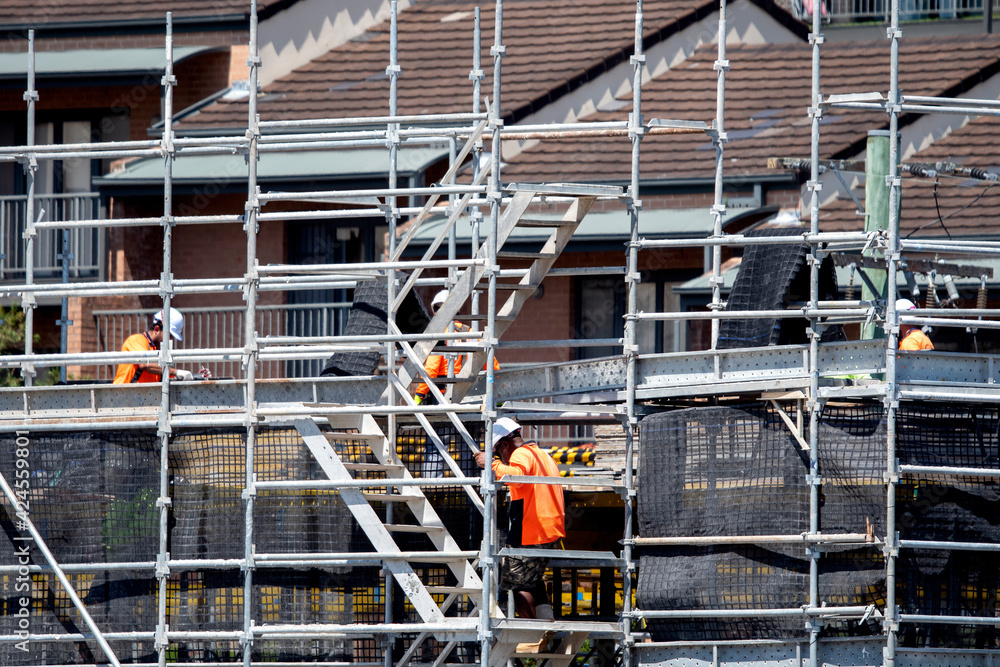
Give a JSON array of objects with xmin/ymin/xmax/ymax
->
[
  {"xmin": 0, "ymin": 193, "xmax": 101, "ymax": 281},
  {"xmin": 93, "ymin": 302, "xmax": 350, "ymax": 379},
  {"xmin": 778, "ymin": 0, "xmax": 995, "ymax": 23}
]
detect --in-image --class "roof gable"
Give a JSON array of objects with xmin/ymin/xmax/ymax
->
[
  {"xmin": 503, "ymin": 36, "xmax": 1000, "ymax": 184},
  {"xmin": 175, "ymin": 0, "xmax": 728, "ymax": 132}
]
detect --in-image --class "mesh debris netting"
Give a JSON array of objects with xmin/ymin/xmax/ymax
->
[
  {"xmin": 0, "ymin": 421, "xmax": 483, "ymax": 664},
  {"xmin": 716, "ymin": 227, "xmax": 843, "ymax": 349},
  {"xmin": 895, "ymin": 403, "xmax": 1000, "ymax": 649},
  {"xmin": 636, "ymin": 403, "xmax": 885, "ymax": 642}
]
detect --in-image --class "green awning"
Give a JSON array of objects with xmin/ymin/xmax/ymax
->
[
  {"xmin": 407, "ymin": 205, "xmax": 780, "ymax": 247},
  {"xmin": 94, "ymin": 146, "xmax": 450, "ymax": 187},
  {"xmin": 0, "ymin": 47, "xmax": 218, "ymax": 79}
]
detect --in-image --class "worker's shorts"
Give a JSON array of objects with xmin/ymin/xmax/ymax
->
[{"xmin": 499, "ymin": 540, "xmax": 560, "ymax": 591}]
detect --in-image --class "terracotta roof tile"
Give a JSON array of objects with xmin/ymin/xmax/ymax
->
[
  {"xmin": 176, "ymin": 0, "xmax": 719, "ymax": 131},
  {"xmin": 820, "ymin": 113, "xmax": 1000, "ymax": 239},
  {"xmin": 504, "ymin": 36, "xmax": 1000, "ymax": 184}
]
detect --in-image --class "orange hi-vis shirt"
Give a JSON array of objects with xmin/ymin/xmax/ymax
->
[
  {"xmin": 492, "ymin": 441, "xmax": 565, "ymax": 545},
  {"xmin": 900, "ymin": 329, "xmax": 933, "ymax": 351},
  {"xmin": 113, "ymin": 332, "xmax": 159, "ymax": 384},
  {"xmin": 415, "ymin": 321, "xmax": 499, "ymax": 398}
]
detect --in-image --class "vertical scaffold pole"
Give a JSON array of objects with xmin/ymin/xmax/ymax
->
[
  {"xmin": 243, "ymin": 2, "xmax": 262, "ymax": 665},
  {"xmin": 470, "ymin": 8, "xmax": 484, "ymax": 324},
  {"xmin": 806, "ymin": 0, "xmax": 824, "ymax": 662},
  {"xmin": 384, "ymin": 3, "xmax": 400, "ymax": 663},
  {"xmin": 708, "ymin": 2, "xmax": 728, "ymax": 355},
  {"xmin": 622, "ymin": 1, "xmax": 644, "ymax": 665},
  {"xmin": 22, "ymin": 31, "xmax": 37, "ymax": 388},
  {"xmin": 481, "ymin": 2, "xmax": 504, "ymax": 664},
  {"xmin": 884, "ymin": 0, "xmax": 903, "ymax": 663},
  {"xmin": 155, "ymin": 14, "xmax": 177, "ymax": 667}
]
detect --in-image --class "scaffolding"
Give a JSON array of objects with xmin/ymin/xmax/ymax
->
[{"xmin": 1, "ymin": 0, "xmax": 1000, "ymax": 666}]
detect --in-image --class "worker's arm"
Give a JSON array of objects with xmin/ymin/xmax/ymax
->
[
  {"xmin": 491, "ymin": 450, "xmax": 530, "ymax": 480},
  {"xmin": 135, "ymin": 364, "xmax": 195, "ymax": 380},
  {"xmin": 414, "ymin": 354, "xmax": 444, "ymax": 403}
]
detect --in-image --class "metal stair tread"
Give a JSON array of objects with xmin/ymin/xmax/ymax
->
[
  {"xmin": 425, "ymin": 585, "xmax": 482, "ymax": 595},
  {"xmin": 361, "ymin": 492, "xmax": 426, "ymax": 502},
  {"xmin": 343, "ymin": 462, "xmax": 406, "ymax": 472},
  {"xmin": 384, "ymin": 523, "xmax": 447, "ymax": 533},
  {"xmin": 496, "ymin": 250, "xmax": 558, "ymax": 260},
  {"xmin": 474, "ymin": 281, "xmax": 541, "ymax": 292},
  {"xmin": 325, "ymin": 432, "xmax": 384, "ymax": 443},
  {"xmin": 516, "ymin": 217, "xmax": 578, "ymax": 228}
]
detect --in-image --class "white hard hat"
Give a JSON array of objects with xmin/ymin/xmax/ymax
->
[
  {"xmin": 492, "ymin": 417, "xmax": 521, "ymax": 447},
  {"xmin": 154, "ymin": 307, "xmax": 184, "ymax": 341},
  {"xmin": 431, "ymin": 289, "xmax": 450, "ymax": 307},
  {"xmin": 896, "ymin": 298, "xmax": 916, "ymax": 311}
]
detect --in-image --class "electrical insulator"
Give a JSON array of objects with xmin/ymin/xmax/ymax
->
[
  {"xmin": 978, "ymin": 275, "xmax": 988, "ymax": 310},
  {"xmin": 943, "ymin": 275, "xmax": 960, "ymax": 303},
  {"xmin": 845, "ymin": 264, "xmax": 856, "ymax": 301}
]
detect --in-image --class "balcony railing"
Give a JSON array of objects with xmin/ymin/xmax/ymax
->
[
  {"xmin": 0, "ymin": 193, "xmax": 102, "ymax": 282},
  {"xmin": 93, "ymin": 302, "xmax": 350, "ymax": 380},
  {"xmin": 779, "ymin": 0, "xmax": 997, "ymax": 23}
]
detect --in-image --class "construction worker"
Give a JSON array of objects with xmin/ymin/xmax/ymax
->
[
  {"xmin": 897, "ymin": 298, "xmax": 934, "ymax": 351},
  {"xmin": 475, "ymin": 417, "xmax": 564, "ymax": 638},
  {"xmin": 113, "ymin": 308, "xmax": 209, "ymax": 384},
  {"xmin": 414, "ymin": 289, "xmax": 499, "ymax": 404}
]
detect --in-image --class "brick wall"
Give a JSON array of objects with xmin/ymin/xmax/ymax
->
[
  {"xmin": 67, "ymin": 192, "xmax": 286, "ymax": 377},
  {"xmin": 0, "ymin": 50, "xmax": 235, "ymax": 141}
]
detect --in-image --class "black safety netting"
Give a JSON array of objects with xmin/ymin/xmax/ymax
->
[
  {"xmin": 0, "ymin": 422, "xmax": 484, "ymax": 664},
  {"xmin": 716, "ymin": 227, "xmax": 844, "ymax": 349},
  {"xmin": 894, "ymin": 403, "xmax": 1000, "ymax": 649},
  {"xmin": 636, "ymin": 403, "xmax": 885, "ymax": 642},
  {"xmin": 0, "ymin": 431, "xmax": 160, "ymax": 666}
]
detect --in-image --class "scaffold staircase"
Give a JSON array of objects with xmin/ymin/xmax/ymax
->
[
  {"xmin": 390, "ymin": 184, "xmax": 621, "ymax": 406},
  {"xmin": 292, "ymin": 415, "xmax": 483, "ymax": 637}
]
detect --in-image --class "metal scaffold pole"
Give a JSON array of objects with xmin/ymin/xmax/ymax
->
[
  {"xmin": 22, "ymin": 31, "xmax": 37, "ymax": 388},
  {"xmin": 384, "ymin": 3, "xmax": 400, "ymax": 661},
  {"xmin": 806, "ymin": 0, "xmax": 824, "ymax": 665},
  {"xmin": 470, "ymin": 7, "xmax": 484, "ymax": 324},
  {"xmin": 481, "ymin": 1, "xmax": 504, "ymax": 665},
  {"xmin": 884, "ymin": 0, "xmax": 903, "ymax": 662},
  {"xmin": 622, "ymin": 1, "xmax": 644, "ymax": 665},
  {"xmin": 243, "ymin": 1, "xmax": 262, "ymax": 665},
  {"xmin": 155, "ymin": 14, "xmax": 177, "ymax": 667},
  {"xmin": 708, "ymin": 1, "xmax": 728, "ymax": 354}
]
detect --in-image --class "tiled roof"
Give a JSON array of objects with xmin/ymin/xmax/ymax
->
[
  {"xmin": 0, "ymin": 0, "xmax": 283, "ymax": 27},
  {"xmin": 820, "ymin": 114, "xmax": 1000, "ymax": 238},
  {"xmin": 176, "ymin": 0, "xmax": 723, "ymax": 132},
  {"xmin": 503, "ymin": 37, "xmax": 1000, "ymax": 184}
]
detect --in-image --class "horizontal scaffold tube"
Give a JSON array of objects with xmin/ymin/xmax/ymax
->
[
  {"xmin": 900, "ymin": 539, "xmax": 1000, "ymax": 552},
  {"xmin": 628, "ymin": 606, "xmax": 875, "ymax": 619},
  {"xmin": 630, "ymin": 308, "xmax": 867, "ymax": 321},
  {"xmin": 899, "ymin": 614, "xmax": 1000, "ymax": 626},
  {"xmin": 637, "ymin": 231, "xmax": 873, "ymax": 249},
  {"xmin": 258, "ymin": 258, "xmax": 483, "ymax": 274},
  {"xmin": 256, "ymin": 404, "xmax": 482, "ymax": 417},
  {"xmin": 259, "ymin": 330, "xmax": 483, "ymax": 346},
  {"xmin": 255, "ymin": 478, "xmax": 479, "ymax": 489},
  {"xmin": 631, "ymin": 533, "xmax": 876, "ymax": 546},
  {"xmin": 495, "ymin": 475, "xmax": 624, "ymax": 489},
  {"xmin": 254, "ymin": 551, "xmax": 478, "ymax": 562},
  {"xmin": 260, "ymin": 184, "xmax": 485, "ymax": 202},
  {"xmin": 258, "ymin": 112, "xmax": 489, "ymax": 129},
  {"xmin": 900, "ymin": 464, "xmax": 1000, "ymax": 478},
  {"xmin": 902, "ymin": 316, "xmax": 1000, "ymax": 330},
  {"xmin": 495, "ymin": 337, "xmax": 623, "ymax": 349}
]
